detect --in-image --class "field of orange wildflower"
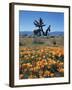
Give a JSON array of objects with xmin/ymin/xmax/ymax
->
[{"xmin": 19, "ymin": 46, "xmax": 64, "ymax": 79}]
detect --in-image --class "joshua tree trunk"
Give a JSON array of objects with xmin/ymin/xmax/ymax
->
[
  {"xmin": 46, "ymin": 30, "xmax": 48, "ymax": 36},
  {"xmin": 41, "ymin": 29, "xmax": 45, "ymax": 36},
  {"xmin": 45, "ymin": 25, "xmax": 51, "ymax": 36}
]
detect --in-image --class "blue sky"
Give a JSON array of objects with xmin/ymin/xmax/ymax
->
[{"xmin": 19, "ymin": 10, "xmax": 64, "ymax": 32}]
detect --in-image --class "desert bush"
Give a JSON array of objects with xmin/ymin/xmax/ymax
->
[
  {"xmin": 32, "ymin": 37, "xmax": 45, "ymax": 44},
  {"xmin": 19, "ymin": 42, "xmax": 26, "ymax": 46},
  {"xmin": 53, "ymin": 41, "xmax": 56, "ymax": 46},
  {"xmin": 27, "ymin": 35, "xmax": 32, "ymax": 38},
  {"xmin": 50, "ymin": 36, "xmax": 55, "ymax": 38},
  {"xmin": 19, "ymin": 42, "xmax": 23, "ymax": 46}
]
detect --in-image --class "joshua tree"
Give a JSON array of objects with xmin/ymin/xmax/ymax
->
[
  {"xmin": 33, "ymin": 18, "xmax": 45, "ymax": 29},
  {"xmin": 45, "ymin": 25, "xmax": 51, "ymax": 36},
  {"xmin": 33, "ymin": 18, "xmax": 45, "ymax": 36},
  {"xmin": 33, "ymin": 18, "xmax": 51, "ymax": 36}
]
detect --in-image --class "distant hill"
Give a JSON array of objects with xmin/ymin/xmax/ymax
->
[
  {"xmin": 19, "ymin": 31, "xmax": 64, "ymax": 36},
  {"xmin": 20, "ymin": 31, "xmax": 33, "ymax": 36},
  {"xmin": 49, "ymin": 31, "xmax": 64, "ymax": 36}
]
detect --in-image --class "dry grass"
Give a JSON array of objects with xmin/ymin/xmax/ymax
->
[{"xmin": 19, "ymin": 36, "xmax": 64, "ymax": 47}]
